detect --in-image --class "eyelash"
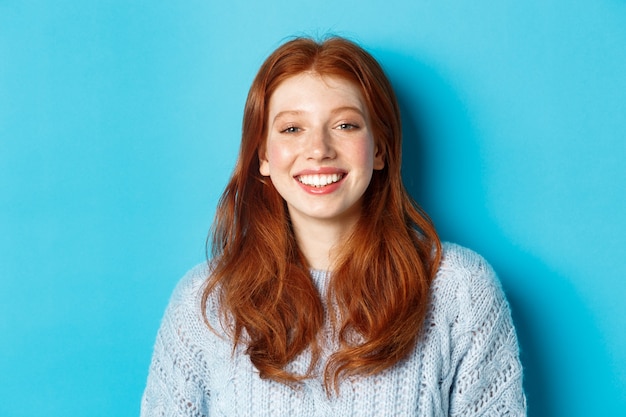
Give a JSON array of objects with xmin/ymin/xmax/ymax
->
[
  {"xmin": 280, "ymin": 125, "xmax": 300, "ymax": 134},
  {"xmin": 279, "ymin": 122, "xmax": 360, "ymax": 134},
  {"xmin": 337, "ymin": 123, "xmax": 359, "ymax": 130}
]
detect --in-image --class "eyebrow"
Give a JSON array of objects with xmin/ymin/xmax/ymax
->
[
  {"xmin": 272, "ymin": 110, "xmax": 304, "ymax": 121},
  {"xmin": 271, "ymin": 106, "xmax": 366, "ymax": 122}
]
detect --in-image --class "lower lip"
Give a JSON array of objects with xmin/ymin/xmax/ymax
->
[{"xmin": 296, "ymin": 176, "xmax": 345, "ymax": 195}]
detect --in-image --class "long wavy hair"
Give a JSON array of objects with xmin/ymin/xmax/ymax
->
[{"xmin": 202, "ymin": 36, "xmax": 441, "ymax": 393}]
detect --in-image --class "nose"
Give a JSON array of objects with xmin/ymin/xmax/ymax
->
[{"xmin": 306, "ymin": 128, "xmax": 336, "ymax": 160}]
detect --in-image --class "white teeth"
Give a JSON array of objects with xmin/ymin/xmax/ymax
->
[{"xmin": 297, "ymin": 173, "xmax": 343, "ymax": 187}]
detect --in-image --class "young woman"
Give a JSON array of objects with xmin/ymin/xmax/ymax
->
[{"xmin": 141, "ymin": 37, "xmax": 526, "ymax": 416}]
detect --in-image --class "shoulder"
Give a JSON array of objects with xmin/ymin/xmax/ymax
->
[
  {"xmin": 165, "ymin": 261, "xmax": 229, "ymax": 337},
  {"xmin": 436, "ymin": 242, "xmax": 502, "ymax": 294},
  {"xmin": 430, "ymin": 242, "xmax": 508, "ymax": 327},
  {"xmin": 157, "ymin": 263, "xmax": 209, "ymax": 326},
  {"xmin": 438, "ymin": 242, "xmax": 496, "ymax": 281},
  {"xmin": 167, "ymin": 261, "xmax": 227, "ymax": 321},
  {"xmin": 169, "ymin": 262, "xmax": 211, "ymax": 306},
  {"xmin": 153, "ymin": 262, "xmax": 229, "ymax": 357},
  {"xmin": 154, "ymin": 261, "xmax": 219, "ymax": 339}
]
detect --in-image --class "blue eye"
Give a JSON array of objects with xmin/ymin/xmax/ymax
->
[
  {"xmin": 338, "ymin": 123, "xmax": 358, "ymax": 130},
  {"xmin": 281, "ymin": 126, "xmax": 300, "ymax": 134}
]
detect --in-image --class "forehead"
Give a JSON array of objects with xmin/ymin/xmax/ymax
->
[{"xmin": 268, "ymin": 72, "xmax": 367, "ymax": 115}]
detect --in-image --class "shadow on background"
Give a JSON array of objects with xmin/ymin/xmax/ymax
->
[{"xmin": 375, "ymin": 48, "xmax": 621, "ymax": 416}]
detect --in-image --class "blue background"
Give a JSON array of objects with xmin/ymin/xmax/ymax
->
[{"xmin": 1, "ymin": 1, "xmax": 625, "ymax": 416}]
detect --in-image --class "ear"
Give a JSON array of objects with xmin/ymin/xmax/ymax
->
[
  {"xmin": 373, "ymin": 144, "xmax": 385, "ymax": 170},
  {"xmin": 258, "ymin": 149, "xmax": 270, "ymax": 176}
]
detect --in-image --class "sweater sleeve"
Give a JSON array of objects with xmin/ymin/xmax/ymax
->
[
  {"xmin": 445, "ymin": 246, "xmax": 527, "ymax": 417},
  {"xmin": 140, "ymin": 265, "xmax": 212, "ymax": 417}
]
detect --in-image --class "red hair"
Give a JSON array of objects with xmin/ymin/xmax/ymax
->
[{"xmin": 202, "ymin": 36, "xmax": 441, "ymax": 393}]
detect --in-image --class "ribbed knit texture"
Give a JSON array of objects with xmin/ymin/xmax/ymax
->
[{"xmin": 141, "ymin": 242, "xmax": 526, "ymax": 416}]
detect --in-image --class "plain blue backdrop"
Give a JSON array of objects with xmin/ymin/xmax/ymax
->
[{"xmin": 1, "ymin": 1, "xmax": 625, "ymax": 416}]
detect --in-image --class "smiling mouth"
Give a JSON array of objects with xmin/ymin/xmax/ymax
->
[{"xmin": 296, "ymin": 173, "xmax": 344, "ymax": 187}]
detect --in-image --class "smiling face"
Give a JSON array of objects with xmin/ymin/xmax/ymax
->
[{"xmin": 259, "ymin": 72, "xmax": 385, "ymax": 233}]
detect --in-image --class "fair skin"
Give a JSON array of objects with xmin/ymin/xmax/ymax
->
[{"xmin": 259, "ymin": 72, "xmax": 385, "ymax": 270}]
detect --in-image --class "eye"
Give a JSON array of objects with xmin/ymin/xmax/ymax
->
[
  {"xmin": 280, "ymin": 125, "xmax": 301, "ymax": 134},
  {"xmin": 337, "ymin": 123, "xmax": 359, "ymax": 130}
]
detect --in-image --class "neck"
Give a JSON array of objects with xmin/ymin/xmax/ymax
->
[{"xmin": 291, "ymin": 217, "xmax": 358, "ymax": 271}]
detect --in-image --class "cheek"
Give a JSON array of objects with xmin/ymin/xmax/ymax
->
[
  {"xmin": 265, "ymin": 141, "xmax": 294, "ymax": 172},
  {"xmin": 349, "ymin": 140, "xmax": 376, "ymax": 171}
]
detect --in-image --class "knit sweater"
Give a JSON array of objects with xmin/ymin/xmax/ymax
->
[{"xmin": 141, "ymin": 243, "xmax": 526, "ymax": 416}]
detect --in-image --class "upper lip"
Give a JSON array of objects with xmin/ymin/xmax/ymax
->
[{"xmin": 293, "ymin": 167, "xmax": 347, "ymax": 177}]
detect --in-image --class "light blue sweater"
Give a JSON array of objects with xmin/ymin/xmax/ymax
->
[{"xmin": 141, "ymin": 243, "xmax": 526, "ymax": 416}]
